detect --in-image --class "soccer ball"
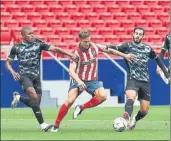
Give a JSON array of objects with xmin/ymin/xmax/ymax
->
[{"xmin": 113, "ymin": 117, "xmax": 127, "ymax": 132}]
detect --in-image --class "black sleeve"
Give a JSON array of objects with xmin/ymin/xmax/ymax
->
[
  {"xmin": 160, "ymin": 35, "xmax": 169, "ymax": 59},
  {"xmin": 155, "ymin": 57, "xmax": 170, "ymax": 79},
  {"xmin": 149, "ymin": 47, "xmax": 157, "ymax": 60},
  {"xmin": 40, "ymin": 43, "xmax": 51, "ymax": 51},
  {"xmin": 8, "ymin": 46, "xmax": 17, "ymax": 60},
  {"xmin": 107, "ymin": 43, "xmax": 128, "ymax": 53}
]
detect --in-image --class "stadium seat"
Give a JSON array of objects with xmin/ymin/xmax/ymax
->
[
  {"xmin": 142, "ymin": 36, "xmax": 149, "ymax": 43},
  {"xmin": 1, "ymin": 4, "xmax": 6, "ymax": 12},
  {"xmin": 40, "ymin": 28, "xmax": 54, "ymax": 36},
  {"xmin": 41, "ymin": 12, "xmax": 56, "ymax": 20},
  {"xmin": 87, "ymin": 0, "xmax": 101, "ymax": 6},
  {"xmin": 141, "ymin": 12, "xmax": 156, "ymax": 21},
  {"xmin": 134, "ymin": 20, "xmax": 149, "ymax": 28},
  {"xmin": 36, "ymin": 35, "xmax": 47, "ymax": 42},
  {"xmin": 158, "ymin": 1, "xmax": 169, "ymax": 7},
  {"xmin": 1, "ymin": 12, "xmax": 11, "ymax": 20},
  {"xmin": 157, "ymin": 13, "xmax": 169, "ymax": 21},
  {"xmin": 55, "ymin": 28, "xmax": 69, "ymax": 36},
  {"xmin": 121, "ymin": 20, "xmax": 134, "ymax": 28},
  {"xmin": 99, "ymin": 13, "xmax": 114, "ymax": 20},
  {"xmin": 164, "ymin": 7, "xmax": 170, "ymax": 14},
  {"xmin": 1, "ymin": 27, "xmax": 11, "ymax": 45},
  {"xmin": 62, "ymin": 35, "xmax": 76, "ymax": 43},
  {"xmin": 48, "ymin": 20, "xmax": 62, "ymax": 28},
  {"xmin": 136, "ymin": 5, "xmax": 150, "ymax": 14},
  {"xmin": 49, "ymin": 5, "xmax": 64, "ymax": 13},
  {"xmin": 91, "ymin": 35, "xmax": 104, "ymax": 43},
  {"xmin": 121, "ymin": 5, "xmax": 136, "ymax": 13},
  {"xmin": 88, "ymin": 27, "xmax": 98, "ymax": 35},
  {"xmin": 156, "ymin": 27, "xmax": 168, "ymax": 38},
  {"xmin": 70, "ymin": 27, "xmax": 81, "ymax": 36},
  {"xmin": 91, "ymin": 20, "xmax": 105, "ymax": 28},
  {"xmin": 113, "ymin": 12, "xmax": 127, "ymax": 21},
  {"xmin": 148, "ymin": 20, "xmax": 163, "ymax": 29},
  {"xmin": 15, "ymin": 0, "xmax": 30, "ymax": 5},
  {"xmin": 127, "ymin": 13, "xmax": 142, "ymax": 21},
  {"xmin": 98, "ymin": 27, "xmax": 113, "ymax": 35},
  {"xmin": 150, "ymin": 6, "xmax": 164, "ymax": 14},
  {"xmin": 2, "ymin": 0, "xmax": 15, "ymax": 5},
  {"xmin": 63, "ymin": 20, "xmax": 77, "ymax": 28},
  {"xmin": 47, "ymin": 35, "xmax": 61, "ymax": 44},
  {"xmin": 144, "ymin": 0, "xmax": 158, "ymax": 7},
  {"xmin": 44, "ymin": 1, "xmax": 59, "ymax": 6},
  {"xmin": 27, "ymin": 12, "xmax": 41, "ymax": 20},
  {"xmin": 18, "ymin": 20, "xmax": 33, "ymax": 27},
  {"xmin": 1, "ymin": 51, "xmax": 7, "ymax": 59},
  {"xmin": 85, "ymin": 13, "xmax": 99, "ymax": 21},
  {"xmin": 73, "ymin": 0, "xmax": 87, "ymax": 6},
  {"xmin": 56, "ymin": 13, "xmax": 70, "ymax": 20},
  {"xmin": 119, "ymin": 35, "xmax": 132, "ymax": 42},
  {"xmin": 6, "ymin": 5, "xmax": 21, "ymax": 12},
  {"xmin": 77, "ymin": 20, "xmax": 91, "ymax": 28},
  {"xmin": 35, "ymin": 5, "xmax": 49, "ymax": 13},
  {"xmin": 148, "ymin": 35, "xmax": 162, "ymax": 45},
  {"xmin": 105, "ymin": 35, "xmax": 119, "ymax": 44},
  {"xmin": 162, "ymin": 20, "xmax": 170, "ymax": 29},
  {"xmin": 130, "ymin": 1, "xmax": 144, "ymax": 6},
  {"xmin": 93, "ymin": 5, "xmax": 107, "ymax": 13},
  {"xmin": 29, "ymin": 0, "xmax": 44, "ymax": 6},
  {"xmin": 12, "ymin": 12, "xmax": 26, "ymax": 20},
  {"xmin": 58, "ymin": 0, "xmax": 73, "ymax": 6},
  {"xmin": 64, "ymin": 5, "xmax": 78, "ymax": 13},
  {"xmin": 70, "ymin": 13, "xmax": 84, "ymax": 21},
  {"xmin": 21, "ymin": 5, "xmax": 34, "ymax": 13},
  {"xmin": 105, "ymin": 20, "xmax": 120, "ymax": 28},
  {"xmin": 115, "ymin": 1, "xmax": 130, "ymax": 6},
  {"xmin": 113, "ymin": 28, "xmax": 126, "ymax": 36},
  {"xmin": 33, "ymin": 20, "xmax": 47, "ymax": 28},
  {"xmin": 107, "ymin": 5, "xmax": 121, "ymax": 13},
  {"xmin": 101, "ymin": 0, "xmax": 115, "ymax": 6},
  {"xmin": 78, "ymin": 5, "xmax": 93, "ymax": 13},
  {"xmin": 4, "ymin": 20, "xmax": 18, "ymax": 28}
]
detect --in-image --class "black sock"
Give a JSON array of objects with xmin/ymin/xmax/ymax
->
[
  {"xmin": 31, "ymin": 103, "xmax": 44, "ymax": 124},
  {"xmin": 135, "ymin": 110, "xmax": 147, "ymax": 121},
  {"xmin": 125, "ymin": 99, "xmax": 134, "ymax": 117},
  {"xmin": 20, "ymin": 96, "xmax": 31, "ymax": 107}
]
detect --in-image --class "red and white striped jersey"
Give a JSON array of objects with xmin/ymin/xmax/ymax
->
[{"xmin": 73, "ymin": 42, "xmax": 104, "ymax": 81}]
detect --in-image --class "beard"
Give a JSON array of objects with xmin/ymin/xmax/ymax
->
[{"xmin": 133, "ymin": 38, "xmax": 141, "ymax": 44}]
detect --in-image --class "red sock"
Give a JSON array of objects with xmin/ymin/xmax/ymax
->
[
  {"xmin": 55, "ymin": 104, "xmax": 69, "ymax": 127},
  {"xmin": 80, "ymin": 97, "xmax": 101, "ymax": 110}
]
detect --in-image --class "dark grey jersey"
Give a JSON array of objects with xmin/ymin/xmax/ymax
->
[
  {"xmin": 8, "ymin": 39, "xmax": 50, "ymax": 77},
  {"xmin": 109, "ymin": 42, "xmax": 157, "ymax": 82}
]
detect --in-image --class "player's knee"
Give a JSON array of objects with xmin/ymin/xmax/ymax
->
[
  {"xmin": 65, "ymin": 99, "xmax": 74, "ymax": 107},
  {"xmin": 141, "ymin": 107, "xmax": 149, "ymax": 114},
  {"xmin": 99, "ymin": 94, "xmax": 107, "ymax": 102}
]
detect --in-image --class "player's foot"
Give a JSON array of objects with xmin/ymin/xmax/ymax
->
[
  {"xmin": 73, "ymin": 105, "xmax": 82, "ymax": 119},
  {"xmin": 51, "ymin": 125, "xmax": 59, "ymax": 132},
  {"xmin": 122, "ymin": 112, "xmax": 130, "ymax": 129},
  {"xmin": 129, "ymin": 114, "xmax": 137, "ymax": 130},
  {"xmin": 41, "ymin": 123, "xmax": 53, "ymax": 132},
  {"xmin": 11, "ymin": 91, "xmax": 20, "ymax": 108}
]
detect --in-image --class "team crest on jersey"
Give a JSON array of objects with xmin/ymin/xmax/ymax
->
[{"xmin": 91, "ymin": 49, "xmax": 96, "ymax": 56}]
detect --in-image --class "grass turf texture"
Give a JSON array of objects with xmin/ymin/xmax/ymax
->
[{"xmin": 1, "ymin": 106, "xmax": 170, "ymax": 140}]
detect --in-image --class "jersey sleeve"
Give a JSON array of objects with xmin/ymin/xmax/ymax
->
[
  {"xmin": 108, "ymin": 42, "xmax": 128, "ymax": 53},
  {"xmin": 162, "ymin": 35, "xmax": 170, "ymax": 51},
  {"xmin": 40, "ymin": 42, "xmax": 51, "ymax": 51},
  {"xmin": 8, "ymin": 46, "xmax": 17, "ymax": 60},
  {"xmin": 149, "ymin": 47, "xmax": 157, "ymax": 59}
]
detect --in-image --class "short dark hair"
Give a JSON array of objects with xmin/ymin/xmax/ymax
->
[
  {"xmin": 78, "ymin": 29, "xmax": 90, "ymax": 39},
  {"xmin": 134, "ymin": 27, "xmax": 145, "ymax": 35}
]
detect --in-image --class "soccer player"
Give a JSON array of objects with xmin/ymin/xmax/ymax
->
[
  {"xmin": 156, "ymin": 34, "xmax": 170, "ymax": 78},
  {"xmin": 5, "ymin": 27, "xmax": 78, "ymax": 131},
  {"xmin": 106, "ymin": 27, "xmax": 170, "ymax": 130},
  {"xmin": 46, "ymin": 29, "xmax": 136, "ymax": 132}
]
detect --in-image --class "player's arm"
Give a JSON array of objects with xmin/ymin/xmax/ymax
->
[
  {"xmin": 96, "ymin": 43, "xmax": 136, "ymax": 63},
  {"xmin": 69, "ymin": 60, "xmax": 87, "ymax": 91},
  {"xmin": 5, "ymin": 46, "xmax": 20, "ymax": 80}
]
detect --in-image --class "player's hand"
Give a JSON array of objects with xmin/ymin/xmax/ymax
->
[
  {"xmin": 78, "ymin": 81, "xmax": 87, "ymax": 92},
  {"xmin": 124, "ymin": 54, "xmax": 136, "ymax": 63},
  {"xmin": 156, "ymin": 66, "xmax": 161, "ymax": 75},
  {"xmin": 71, "ymin": 54, "xmax": 79, "ymax": 63},
  {"xmin": 11, "ymin": 71, "xmax": 20, "ymax": 81}
]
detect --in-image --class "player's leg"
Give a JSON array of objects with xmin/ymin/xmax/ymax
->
[{"xmin": 51, "ymin": 88, "xmax": 79, "ymax": 132}]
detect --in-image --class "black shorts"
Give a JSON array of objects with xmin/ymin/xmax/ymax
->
[
  {"xmin": 19, "ymin": 75, "xmax": 42, "ymax": 94},
  {"xmin": 125, "ymin": 78, "xmax": 150, "ymax": 101}
]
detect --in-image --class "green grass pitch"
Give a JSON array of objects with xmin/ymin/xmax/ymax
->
[{"xmin": 1, "ymin": 106, "xmax": 170, "ymax": 140}]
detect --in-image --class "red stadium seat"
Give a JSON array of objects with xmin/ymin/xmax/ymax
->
[
  {"xmin": 148, "ymin": 35, "xmax": 162, "ymax": 45},
  {"xmin": 62, "ymin": 35, "xmax": 76, "ymax": 43},
  {"xmin": 156, "ymin": 27, "xmax": 168, "ymax": 38},
  {"xmin": 113, "ymin": 12, "xmax": 127, "ymax": 21},
  {"xmin": 48, "ymin": 20, "xmax": 62, "ymax": 28},
  {"xmin": 40, "ymin": 28, "xmax": 54, "ymax": 36},
  {"xmin": 33, "ymin": 20, "xmax": 47, "ymax": 28},
  {"xmin": 56, "ymin": 13, "xmax": 70, "ymax": 20},
  {"xmin": 44, "ymin": 1, "xmax": 59, "ymax": 6},
  {"xmin": 99, "ymin": 13, "xmax": 113, "ymax": 20},
  {"xmin": 49, "ymin": 5, "xmax": 64, "ymax": 13},
  {"xmin": 18, "ymin": 20, "xmax": 33, "ymax": 27},
  {"xmin": 47, "ymin": 35, "xmax": 61, "ymax": 44},
  {"xmin": 1, "ymin": 51, "xmax": 7, "ymax": 59},
  {"xmin": 91, "ymin": 35, "xmax": 104, "ymax": 43},
  {"xmin": 88, "ymin": 27, "xmax": 98, "ymax": 35},
  {"xmin": 91, "ymin": 20, "xmax": 105, "ymax": 28},
  {"xmin": 21, "ymin": 5, "xmax": 34, "ymax": 13},
  {"xmin": 107, "ymin": 5, "xmax": 121, "ymax": 13},
  {"xmin": 55, "ymin": 28, "xmax": 69, "ymax": 36},
  {"xmin": 142, "ymin": 12, "xmax": 156, "ymax": 21},
  {"xmin": 115, "ymin": 1, "xmax": 130, "ymax": 6},
  {"xmin": 64, "ymin": 5, "xmax": 78, "ymax": 13},
  {"xmin": 6, "ymin": 5, "xmax": 21, "ymax": 12},
  {"xmin": 63, "ymin": 20, "xmax": 77, "ymax": 28},
  {"xmin": 85, "ymin": 13, "xmax": 98, "ymax": 21},
  {"xmin": 113, "ymin": 28, "xmax": 126, "ymax": 36},
  {"xmin": 73, "ymin": 0, "xmax": 87, "ymax": 6},
  {"xmin": 70, "ymin": 13, "xmax": 84, "ymax": 21},
  {"xmin": 105, "ymin": 20, "xmax": 120, "ymax": 28},
  {"xmin": 150, "ymin": 6, "xmax": 164, "ymax": 14},
  {"xmin": 58, "ymin": 0, "xmax": 73, "ymax": 6},
  {"xmin": 145, "ymin": 28, "xmax": 155, "ymax": 36},
  {"xmin": 142, "ymin": 36, "xmax": 149, "ymax": 43},
  {"xmin": 1, "ymin": 27, "xmax": 11, "ymax": 45},
  {"xmin": 35, "ymin": 5, "xmax": 49, "ymax": 13},
  {"xmin": 135, "ymin": 20, "xmax": 149, "ymax": 28},
  {"xmin": 78, "ymin": 5, "xmax": 93, "ymax": 13},
  {"xmin": 36, "ymin": 35, "xmax": 47, "ymax": 42},
  {"xmin": 1, "ymin": 4, "xmax": 6, "ymax": 12},
  {"xmin": 2, "ymin": 0, "xmax": 15, "ymax": 5},
  {"xmin": 148, "ymin": 20, "xmax": 163, "ymax": 29},
  {"xmin": 98, "ymin": 27, "xmax": 113, "ymax": 35},
  {"xmin": 87, "ymin": 0, "xmax": 101, "ymax": 6},
  {"xmin": 121, "ymin": 20, "xmax": 134, "ymax": 28},
  {"xmin": 15, "ymin": 0, "xmax": 30, "ymax": 5},
  {"xmin": 162, "ymin": 20, "xmax": 170, "ymax": 29},
  {"xmin": 93, "ymin": 5, "xmax": 107, "ymax": 13},
  {"xmin": 105, "ymin": 35, "xmax": 119, "ymax": 44},
  {"xmin": 158, "ymin": 1, "xmax": 169, "ymax": 7},
  {"xmin": 157, "ymin": 13, "xmax": 169, "ymax": 21},
  {"xmin": 70, "ymin": 27, "xmax": 81, "ymax": 36},
  {"xmin": 27, "ymin": 12, "xmax": 41, "ymax": 21},
  {"xmin": 4, "ymin": 20, "xmax": 18, "ymax": 28},
  {"xmin": 144, "ymin": 0, "xmax": 158, "ymax": 6},
  {"xmin": 101, "ymin": 0, "xmax": 115, "ymax": 6},
  {"xmin": 164, "ymin": 7, "xmax": 170, "ymax": 14},
  {"xmin": 29, "ymin": 0, "xmax": 44, "ymax": 6},
  {"xmin": 136, "ymin": 5, "xmax": 150, "ymax": 14},
  {"xmin": 127, "ymin": 13, "xmax": 142, "ymax": 21},
  {"xmin": 41, "ymin": 12, "xmax": 55, "ymax": 20},
  {"xmin": 1, "ymin": 12, "xmax": 11, "ymax": 20},
  {"xmin": 12, "ymin": 12, "xmax": 26, "ymax": 20},
  {"xmin": 130, "ymin": 1, "xmax": 144, "ymax": 6},
  {"xmin": 77, "ymin": 20, "xmax": 91, "ymax": 28},
  {"xmin": 119, "ymin": 35, "xmax": 132, "ymax": 42},
  {"xmin": 121, "ymin": 5, "xmax": 136, "ymax": 13}
]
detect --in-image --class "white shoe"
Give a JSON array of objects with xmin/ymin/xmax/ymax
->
[
  {"xmin": 73, "ymin": 105, "xmax": 82, "ymax": 119},
  {"xmin": 11, "ymin": 92, "xmax": 20, "ymax": 108},
  {"xmin": 122, "ymin": 112, "xmax": 130, "ymax": 129},
  {"xmin": 129, "ymin": 114, "xmax": 137, "ymax": 130},
  {"xmin": 41, "ymin": 123, "xmax": 53, "ymax": 132},
  {"xmin": 51, "ymin": 126, "xmax": 59, "ymax": 132}
]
